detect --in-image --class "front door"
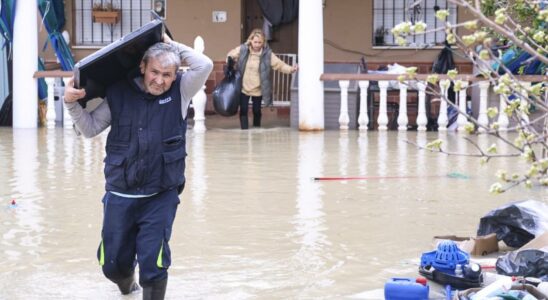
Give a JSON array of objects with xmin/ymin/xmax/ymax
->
[{"xmin": 242, "ymin": 0, "xmax": 298, "ymax": 54}]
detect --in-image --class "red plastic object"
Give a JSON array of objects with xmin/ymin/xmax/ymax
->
[{"xmin": 416, "ymin": 277, "xmax": 428, "ymax": 286}]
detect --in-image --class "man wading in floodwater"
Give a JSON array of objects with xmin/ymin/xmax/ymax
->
[{"xmin": 63, "ymin": 34, "xmax": 213, "ymax": 299}]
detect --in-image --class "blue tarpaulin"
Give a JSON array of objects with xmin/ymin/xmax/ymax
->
[
  {"xmin": 0, "ymin": 0, "xmax": 15, "ymax": 54},
  {"xmin": 38, "ymin": 0, "xmax": 73, "ymax": 71},
  {"xmin": 0, "ymin": 0, "xmax": 14, "ymax": 126}
]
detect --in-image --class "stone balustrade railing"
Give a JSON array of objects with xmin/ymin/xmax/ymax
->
[
  {"xmin": 32, "ymin": 71, "xmax": 545, "ymax": 132},
  {"xmin": 33, "ymin": 70, "xmax": 72, "ymax": 129},
  {"xmin": 320, "ymin": 73, "xmax": 547, "ymax": 131}
]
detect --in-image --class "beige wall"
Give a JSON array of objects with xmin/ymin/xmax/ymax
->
[
  {"xmin": 62, "ymin": 1, "xmax": 474, "ymax": 64},
  {"xmin": 166, "ymin": 0, "xmax": 241, "ymax": 60}
]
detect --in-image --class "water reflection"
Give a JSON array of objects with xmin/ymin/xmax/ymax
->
[
  {"xmin": 63, "ymin": 129, "xmax": 75, "ymax": 175},
  {"xmin": 338, "ymin": 132, "xmax": 349, "ymax": 179},
  {"xmin": 436, "ymin": 131, "xmax": 450, "ymax": 195},
  {"xmin": 46, "ymin": 129, "xmax": 56, "ymax": 180},
  {"xmin": 416, "ymin": 131, "xmax": 427, "ymax": 176},
  {"xmin": 190, "ymin": 132, "xmax": 207, "ymax": 211},
  {"xmin": 377, "ymin": 131, "xmax": 388, "ymax": 176},
  {"xmin": 12, "ymin": 130, "xmax": 39, "ymax": 196},
  {"xmin": 456, "ymin": 132, "xmax": 471, "ymax": 173},
  {"xmin": 8, "ymin": 129, "xmax": 43, "ymax": 255},
  {"xmin": 0, "ymin": 128, "xmax": 545, "ymax": 299},
  {"xmin": 357, "ymin": 132, "xmax": 368, "ymax": 176},
  {"xmin": 397, "ymin": 131, "xmax": 408, "ymax": 176},
  {"xmin": 293, "ymin": 132, "xmax": 328, "ymax": 272}
]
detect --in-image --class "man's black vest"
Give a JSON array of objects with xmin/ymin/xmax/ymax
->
[{"xmin": 104, "ymin": 72, "xmax": 187, "ymax": 195}]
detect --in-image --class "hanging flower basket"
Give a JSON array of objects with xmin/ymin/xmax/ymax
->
[{"xmin": 92, "ymin": 10, "xmax": 120, "ymax": 24}]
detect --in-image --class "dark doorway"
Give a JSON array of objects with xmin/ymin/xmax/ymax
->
[{"xmin": 242, "ymin": 0, "xmax": 298, "ymax": 54}]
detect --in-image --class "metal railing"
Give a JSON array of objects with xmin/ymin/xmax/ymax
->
[
  {"xmin": 73, "ymin": 0, "xmax": 152, "ymax": 46},
  {"xmin": 272, "ymin": 53, "xmax": 297, "ymax": 106}
]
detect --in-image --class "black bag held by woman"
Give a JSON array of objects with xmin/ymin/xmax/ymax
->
[{"xmin": 212, "ymin": 57, "xmax": 241, "ymax": 116}]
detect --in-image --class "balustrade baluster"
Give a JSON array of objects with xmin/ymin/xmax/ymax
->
[
  {"xmin": 358, "ymin": 80, "xmax": 369, "ymax": 131},
  {"xmin": 478, "ymin": 81, "xmax": 490, "ymax": 132},
  {"xmin": 416, "ymin": 81, "xmax": 427, "ymax": 131},
  {"xmin": 338, "ymin": 80, "xmax": 350, "ymax": 130},
  {"xmin": 437, "ymin": 79, "xmax": 450, "ymax": 131},
  {"xmin": 397, "ymin": 81, "xmax": 408, "ymax": 131},
  {"xmin": 377, "ymin": 81, "xmax": 389, "ymax": 130},
  {"xmin": 457, "ymin": 81, "xmax": 469, "ymax": 132},
  {"xmin": 45, "ymin": 77, "xmax": 56, "ymax": 128}
]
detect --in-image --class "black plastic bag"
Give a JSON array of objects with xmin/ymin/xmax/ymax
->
[
  {"xmin": 496, "ymin": 249, "xmax": 548, "ymax": 278},
  {"xmin": 0, "ymin": 93, "xmax": 13, "ymax": 126},
  {"xmin": 432, "ymin": 40, "xmax": 455, "ymax": 74},
  {"xmin": 477, "ymin": 200, "xmax": 548, "ymax": 248},
  {"xmin": 212, "ymin": 57, "xmax": 241, "ymax": 117},
  {"xmin": 428, "ymin": 40, "xmax": 456, "ymax": 131}
]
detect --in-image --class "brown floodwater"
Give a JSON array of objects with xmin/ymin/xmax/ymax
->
[{"xmin": 0, "ymin": 127, "xmax": 546, "ymax": 299}]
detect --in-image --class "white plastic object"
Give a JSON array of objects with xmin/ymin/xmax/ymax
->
[
  {"xmin": 454, "ymin": 264, "xmax": 463, "ymax": 277},
  {"xmin": 471, "ymin": 276, "xmax": 513, "ymax": 300},
  {"xmin": 62, "ymin": 30, "xmax": 70, "ymax": 45},
  {"xmin": 537, "ymin": 282, "xmax": 548, "ymax": 297}
]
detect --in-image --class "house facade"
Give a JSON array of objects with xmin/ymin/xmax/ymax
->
[{"xmin": 30, "ymin": 0, "xmax": 476, "ymax": 129}]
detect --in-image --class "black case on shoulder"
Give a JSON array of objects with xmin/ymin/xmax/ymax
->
[{"xmin": 73, "ymin": 19, "xmax": 167, "ymax": 106}]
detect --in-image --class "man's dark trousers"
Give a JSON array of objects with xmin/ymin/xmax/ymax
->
[{"xmin": 98, "ymin": 189, "xmax": 180, "ymax": 287}]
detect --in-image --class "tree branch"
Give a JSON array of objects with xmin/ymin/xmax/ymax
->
[{"xmin": 451, "ymin": 0, "xmax": 548, "ymax": 65}]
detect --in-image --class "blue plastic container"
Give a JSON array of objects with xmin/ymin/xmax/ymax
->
[{"xmin": 384, "ymin": 278, "xmax": 429, "ymax": 300}]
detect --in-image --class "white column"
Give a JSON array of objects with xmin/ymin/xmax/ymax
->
[
  {"xmin": 478, "ymin": 81, "xmax": 490, "ymax": 132},
  {"xmin": 416, "ymin": 81, "xmax": 427, "ymax": 131},
  {"xmin": 457, "ymin": 81, "xmax": 469, "ymax": 132},
  {"xmin": 338, "ymin": 80, "xmax": 349, "ymax": 130},
  {"xmin": 397, "ymin": 82, "xmax": 408, "ymax": 131},
  {"xmin": 498, "ymin": 94, "xmax": 510, "ymax": 130},
  {"xmin": 377, "ymin": 81, "xmax": 389, "ymax": 130},
  {"xmin": 193, "ymin": 36, "xmax": 207, "ymax": 132},
  {"xmin": 357, "ymin": 80, "xmax": 369, "ymax": 131},
  {"xmin": 13, "ymin": 0, "xmax": 38, "ymax": 128},
  {"xmin": 298, "ymin": 0, "xmax": 324, "ymax": 130},
  {"xmin": 45, "ymin": 77, "xmax": 56, "ymax": 129},
  {"xmin": 62, "ymin": 77, "xmax": 73, "ymax": 129},
  {"xmin": 437, "ymin": 79, "xmax": 450, "ymax": 131}
]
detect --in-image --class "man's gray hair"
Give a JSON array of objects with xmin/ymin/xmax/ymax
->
[{"xmin": 141, "ymin": 42, "xmax": 181, "ymax": 70}]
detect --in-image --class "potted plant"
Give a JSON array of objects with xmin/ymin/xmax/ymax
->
[
  {"xmin": 374, "ymin": 26, "xmax": 388, "ymax": 46},
  {"xmin": 92, "ymin": 1, "xmax": 120, "ymax": 24}
]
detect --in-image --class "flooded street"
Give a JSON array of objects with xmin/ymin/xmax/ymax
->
[{"xmin": 0, "ymin": 127, "xmax": 546, "ymax": 299}]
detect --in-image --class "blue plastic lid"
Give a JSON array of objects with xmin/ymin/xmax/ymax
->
[{"xmin": 420, "ymin": 240, "xmax": 469, "ymax": 274}]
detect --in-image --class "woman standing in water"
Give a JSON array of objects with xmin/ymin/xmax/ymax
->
[{"xmin": 227, "ymin": 29, "xmax": 298, "ymax": 129}]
